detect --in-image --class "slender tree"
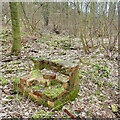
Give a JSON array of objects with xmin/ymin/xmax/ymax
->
[
  {"xmin": 89, "ymin": 2, "xmax": 94, "ymax": 49},
  {"xmin": 42, "ymin": 2, "xmax": 49, "ymax": 26},
  {"xmin": 9, "ymin": 2, "xmax": 21, "ymax": 54},
  {"xmin": 78, "ymin": 2, "xmax": 88, "ymax": 54}
]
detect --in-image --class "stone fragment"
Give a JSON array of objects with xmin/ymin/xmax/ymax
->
[
  {"xmin": 48, "ymin": 101, "xmax": 54, "ymax": 107},
  {"xmin": 62, "ymin": 82, "xmax": 68, "ymax": 89}
]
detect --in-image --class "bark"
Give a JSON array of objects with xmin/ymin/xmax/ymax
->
[
  {"xmin": 78, "ymin": 2, "xmax": 88, "ymax": 54},
  {"xmin": 42, "ymin": 2, "xmax": 49, "ymax": 26},
  {"xmin": 9, "ymin": 2, "xmax": 21, "ymax": 54},
  {"xmin": 89, "ymin": 2, "xmax": 94, "ymax": 49}
]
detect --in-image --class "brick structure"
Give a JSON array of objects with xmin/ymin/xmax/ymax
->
[{"xmin": 14, "ymin": 57, "xmax": 79, "ymax": 108}]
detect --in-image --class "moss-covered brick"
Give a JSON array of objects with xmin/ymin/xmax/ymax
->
[
  {"xmin": 24, "ymin": 91, "xmax": 29, "ymax": 98},
  {"xmin": 29, "ymin": 92, "xmax": 38, "ymax": 100},
  {"xmin": 18, "ymin": 84, "xmax": 24, "ymax": 93},
  {"xmin": 56, "ymin": 74, "xmax": 69, "ymax": 83},
  {"xmin": 66, "ymin": 88, "xmax": 79, "ymax": 101},
  {"xmin": 33, "ymin": 91, "xmax": 43, "ymax": 98},
  {"xmin": 16, "ymin": 57, "xmax": 79, "ymax": 109},
  {"xmin": 69, "ymin": 68, "xmax": 79, "ymax": 89},
  {"xmin": 42, "ymin": 86, "xmax": 65, "ymax": 101},
  {"xmin": 62, "ymin": 82, "xmax": 68, "ymax": 89},
  {"xmin": 58, "ymin": 90, "xmax": 67, "ymax": 98},
  {"xmin": 31, "ymin": 57, "xmax": 79, "ymax": 75},
  {"xmin": 20, "ymin": 74, "xmax": 31, "ymax": 85},
  {"xmin": 43, "ymin": 72, "xmax": 56, "ymax": 79},
  {"xmin": 31, "ymin": 85, "xmax": 44, "ymax": 90}
]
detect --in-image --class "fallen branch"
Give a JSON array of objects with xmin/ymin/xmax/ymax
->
[{"xmin": 44, "ymin": 101, "xmax": 69, "ymax": 118}]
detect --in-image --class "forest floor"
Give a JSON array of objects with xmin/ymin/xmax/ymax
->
[{"xmin": 0, "ymin": 28, "xmax": 119, "ymax": 119}]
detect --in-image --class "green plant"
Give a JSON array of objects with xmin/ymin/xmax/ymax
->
[
  {"xmin": 94, "ymin": 90, "xmax": 100, "ymax": 96},
  {"xmin": 80, "ymin": 70, "xmax": 87, "ymax": 74},
  {"xmin": 6, "ymin": 96, "xmax": 13, "ymax": 99},
  {"xmin": 96, "ymin": 80, "xmax": 102, "ymax": 87},
  {"xmin": 107, "ymin": 82, "xmax": 113, "ymax": 87},
  {"xmin": 5, "ymin": 69, "xmax": 14, "ymax": 73},
  {"xmin": 116, "ymin": 87, "xmax": 120, "ymax": 91},
  {"xmin": 0, "ymin": 77, "xmax": 6, "ymax": 85},
  {"xmin": 15, "ymin": 61, "xmax": 21, "ymax": 64},
  {"xmin": 98, "ymin": 96, "xmax": 106, "ymax": 101},
  {"xmin": 16, "ymin": 94, "xmax": 22, "ymax": 100}
]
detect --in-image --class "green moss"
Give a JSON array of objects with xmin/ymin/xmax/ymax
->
[
  {"xmin": 50, "ymin": 80, "xmax": 60, "ymax": 86},
  {"xmin": 10, "ymin": 2, "xmax": 21, "ymax": 53},
  {"xmin": 16, "ymin": 94, "xmax": 22, "ymax": 100},
  {"xmin": 30, "ymin": 70, "xmax": 40, "ymax": 78},
  {"xmin": 66, "ymin": 88, "xmax": 79, "ymax": 101},
  {"xmin": 24, "ymin": 91, "xmax": 29, "ymax": 98},
  {"xmin": 79, "ymin": 74, "xmax": 82, "ymax": 79},
  {"xmin": 42, "ymin": 86, "xmax": 64, "ymax": 99},
  {"xmin": 53, "ymin": 99, "xmax": 63, "ymax": 110},
  {"xmin": 36, "ymin": 99, "xmax": 44, "ymax": 105},
  {"xmin": 29, "ymin": 94, "xmax": 36, "ymax": 102},
  {"xmin": 32, "ymin": 85, "xmax": 44, "ymax": 90},
  {"xmin": 51, "ymin": 59, "xmax": 64, "ymax": 62}
]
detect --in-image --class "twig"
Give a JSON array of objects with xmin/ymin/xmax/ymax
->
[{"xmin": 44, "ymin": 101, "xmax": 69, "ymax": 118}]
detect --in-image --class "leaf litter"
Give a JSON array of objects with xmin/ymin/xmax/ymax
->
[{"xmin": 0, "ymin": 31, "xmax": 119, "ymax": 119}]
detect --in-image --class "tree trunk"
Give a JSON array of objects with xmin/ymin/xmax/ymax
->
[
  {"xmin": 42, "ymin": 2, "xmax": 49, "ymax": 26},
  {"xmin": 78, "ymin": 2, "xmax": 88, "ymax": 54},
  {"xmin": 9, "ymin": 2, "xmax": 21, "ymax": 54},
  {"xmin": 89, "ymin": 2, "xmax": 94, "ymax": 50}
]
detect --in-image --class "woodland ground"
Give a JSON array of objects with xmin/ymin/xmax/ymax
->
[{"xmin": 0, "ymin": 27, "xmax": 119, "ymax": 119}]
